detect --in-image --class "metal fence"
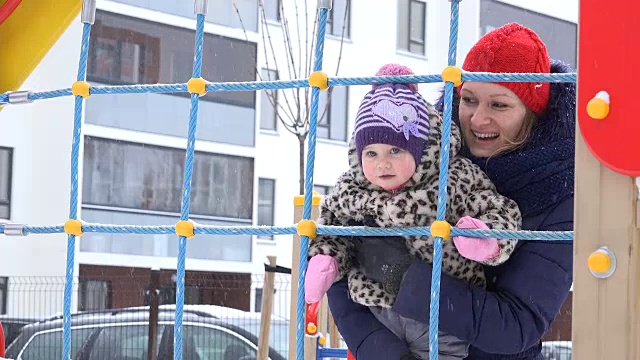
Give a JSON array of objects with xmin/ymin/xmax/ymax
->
[
  {"xmin": 0, "ymin": 270, "xmax": 571, "ymax": 359},
  {"xmin": 0, "ymin": 269, "xmax": 294, "ymax": 360}
]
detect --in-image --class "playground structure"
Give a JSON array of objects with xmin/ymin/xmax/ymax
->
[
  {"xmin": 1, "ymin": 0, "xmax": 640, "ymax": 359},
  {"xmin": 0, "ymin": 0, "xmax": 82, "ymax": 100}
]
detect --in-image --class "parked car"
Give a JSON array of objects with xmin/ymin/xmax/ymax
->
[
  {"xmin": 6, "ymin": 305, "xmax": 288, "ymax": 360},
  {"xmin": 541, "ymin": 341, "xmax": 572, "ymax": 360},
  {"xmin": 0, "ymin": 316, "xmax": 43, "ymax": 349}
]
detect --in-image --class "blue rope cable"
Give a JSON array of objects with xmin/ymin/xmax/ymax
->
[
  {"xmin": 173, "ymin": 11, "xmax": 206, "ymax": 360},
  {"xmin": 29, "ymin": 89, "xmax": 73, "ymax": 101},
  {"xmin": 0, "ymin": 223, "xmax": 574, "ymax": 240},
  {"xmin": 90, "ymin": 84, "xmax": 188, "ymax": 94},
  {"xmin": 296, "ymin": 7, "xmax": 329, "ymax": 360},
  {"xmin": 429, "ymin": 1, "xmax": 460, "ymax": 357},
  {"xmin": 62, "ymin": 21, "xmax": 92, "ymax": 360},
  {"xmin": 0, "ymin": 73, "xmax": 577, "ymax": 105},
  {"xmin": 462, "ymin": 72, "xmax": 576, "ymax": 83}
]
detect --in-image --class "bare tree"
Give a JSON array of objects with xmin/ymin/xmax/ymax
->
[{"xmin": 235, "ymin": 0, "xmax": 348, "ymax": 195}]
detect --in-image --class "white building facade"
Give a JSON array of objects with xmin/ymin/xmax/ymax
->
[{"xmin": 0, "ymin": 0, "xmax": 577, "ymax": 320}]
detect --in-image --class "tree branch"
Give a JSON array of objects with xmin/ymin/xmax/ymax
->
[
  {"xmin": 291, "ymin": 0, "xmax": 304, "ymax": 129},
  {"xmin": 258, "ymin": 1, "xmax": 299, "ymax": 122},
  {"xmin": 334, "ymin": 1, "xmax": 349, "ymax": 76},
  {"xmin": 232, "ymin": 0, "xmax": 351, "ymax": 188},
  {"xmin": 280, "ymin": 15, "xmax": 301, "ymax": 112},
  {"xmin": 232, "ymin": 4, "xmax": 301, "ymax": 129}
]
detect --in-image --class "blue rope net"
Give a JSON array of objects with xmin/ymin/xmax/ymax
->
[{"xmin": 0, "ymin": 1, "xmax": 577, "ymax": 360}]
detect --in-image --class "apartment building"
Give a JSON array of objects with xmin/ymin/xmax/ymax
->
[{"xmin": 0, "ymin": 1, "xmax": 576, "ymax": 333}]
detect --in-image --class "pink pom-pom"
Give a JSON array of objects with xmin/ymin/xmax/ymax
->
[{"xmin": 373, "ymin": 63, "xmax": 418, "ymax": 92}]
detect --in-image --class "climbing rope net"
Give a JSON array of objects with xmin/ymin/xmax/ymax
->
[{"xmin": 0, "ymin": 0, "xmax": 576, "ymax": 359}]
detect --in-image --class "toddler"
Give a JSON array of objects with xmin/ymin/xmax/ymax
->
[{"xmin": 305, "ymin": 64, "xmax": 522, "ymax": 359}]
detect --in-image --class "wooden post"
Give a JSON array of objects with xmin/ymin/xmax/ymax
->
[
  {"xmin": 257, "ymin": 256, "xmax": 277, "ymax": 360},
  {"xmin": 317, "ymin": 295, "xmax": 330, "ymax": 339},
  {"xmin": 573, "ymin": 1, "xmax": 640, "ymax": 358},
  {"xmin": 572, "ymin": 127, "xmax": 640, "ymax": 359},
  {"xmin": 329, "ymin": 313, "xmax": 341, "ymax": 360},
  {"xmin": 290, "ymin": 192, "xmax": 322, "ymax": 360}
]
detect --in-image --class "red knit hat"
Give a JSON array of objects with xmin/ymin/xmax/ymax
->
[{"xmin": 461, "ymin": 23, "xmax": 551, "ymax": 114}]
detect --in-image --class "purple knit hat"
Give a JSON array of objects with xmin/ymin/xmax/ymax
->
[{"xmin": 354, "ymin": 64, "xmax": 430, "ymax": 166}]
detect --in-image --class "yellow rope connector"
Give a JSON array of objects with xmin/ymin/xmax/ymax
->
[
  {"xmin": 586, "ymin": 90, "xmax": 610, "ymax": 120},
  {"xmin": 441, "ymin": 66, "xmax": 463, "ymax": 87},
  {"xmin": 175, "ymin": 220, "xmax": 196, "ymax": 239},
  {"xmin": 297, "ymin": 219, "xmax": 317, "ymax": 239},
  {"xmin": 64, "ymin": 219, "xmax": 83, "ymax": 237},
  {"xmin": 318, "ymin": 336, "xmax": 327, "ymax": 345},
  {"xmin": 187, "ymin": 77, "xmax": 207, "ymax": 96},
  {"xmin": 308, "ymin": 71, "xmax": 329, "ymax": 91},
  {"xmin": 430, "ymin": 220, "xmax": 451, "ymax": 240},
  {"xmin": 71, "ymin": 81, "xmax": 91, "ymax": 98}
]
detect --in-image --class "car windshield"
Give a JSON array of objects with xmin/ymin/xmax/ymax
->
[{"xmin": 221, "ymin": 318, "xmax": 289, "ymax": 358}]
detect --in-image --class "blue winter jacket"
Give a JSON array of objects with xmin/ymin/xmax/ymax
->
[{"xmin": 327, "ymin": 59, "xmax": 576, "ymax": 359}]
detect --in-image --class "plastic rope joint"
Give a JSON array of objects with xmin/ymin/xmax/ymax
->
[
  {"xmin": 64, "ymin": 219, "xmax": 84, "ymax": 237},
  {"xmin": 430, "ymin": 220, "xmax": 451, "ymax": 240},
  {"xmin": 175, "ymin": 220, "xmax": 196, "ymax": 239},
  {"xmin": 297, "ymin": 220, "xmax": 317, "ymax": 239}
]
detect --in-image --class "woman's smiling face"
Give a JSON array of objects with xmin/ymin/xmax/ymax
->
[{"xmin": 458, "ymin": 82, "xmax": 528, "ymax": 157}]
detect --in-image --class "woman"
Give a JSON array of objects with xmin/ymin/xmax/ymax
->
[{"xmin": 326, "ymin": 22, "xmax": 575, "ymax": 360}]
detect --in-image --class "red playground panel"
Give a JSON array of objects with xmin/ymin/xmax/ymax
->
[
  {"xmin": 0, "ymin": 321, "xmax": 5, "ymax": 357},
  {"xmin": 578, "ymin": 0, "xmax": 640, "ymax": 176}
]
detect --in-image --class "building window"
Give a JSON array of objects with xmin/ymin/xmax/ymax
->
[
  {"xmin": 260, "ymin": 69, "xmax": 278, "ymax": 131},
  {"xmin": 85, "ymin": 11, "xmax": 258, "ymax": 148},
  {"xmin": 313, "ymin": 185, "xmax": 332, "ymax": 195},
  {"xmin": 108, "ymin": 0, "xmax": 259, "ymax": 32},
  {"xmin": 258, "ymin": 178, "xmax": 276, "ymax": 240},
  {"xmin": 397, "ymin": 0, "xmax": 427, "ymax": 55},
  {"xmin": 479, "ymin": 0, "xmax": 577, "ymax": 68},
  {"xmin": 156, "ymin": 283, "xmax": 203, "ymax": 305},
  {"xmin": 82, "ymin": 137, "xmax": 255, "ymax": 220},
  {"xmin": 80, "ymin": 207, "xmax": 253, "ymax": 261},
  {"xmin": 88, "ymin": 11, "xmax": 257, "ymax": 108},
  {"xmin": 88, "ymin": 27, "xmax": 160, "ymax": 85},
  {"xmin": 327, "ymin": 0, "xmax": 351, "ymax": 38},
  {"xmin": 263, "ymin": 0, "xmax": 281, "ymax": 22},
  {"xmin": 255, "ymin": 288, "xmax": 263, "ymax": 311},
  {"xmin": 0, "ymin": 148, "xmax": 12, "ymax": 219},
  {"xmin": 317, "ymin": 86, "xmax": 349, "ymax": 142},
  {"xmin": 483, "ymin": 25, "xmax": 496, "ymax": 35},
  {"xmin": 254, "ymin": 287, "xmax": 277, "ymax": 312},
  {"xmin": 0, "ymin": 277, "xmax": 6, "ymax": 314},
  {"xmin": 78, "ymin": 279, "xmax": 111, "ymax": 311}
]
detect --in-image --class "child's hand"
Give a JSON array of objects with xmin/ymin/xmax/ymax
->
[
  {"xmin": 355, "ymin": 236, "xmax": 416, "ymax": 295},
  {"xmin": 452, "ymin": 216, "xmax": 499, "ymax": 262},
  {"xmin": 305, "ymin": 255, "xmax": 339, "ymax": 303}
]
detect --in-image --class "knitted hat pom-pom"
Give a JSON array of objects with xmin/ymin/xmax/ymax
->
[{"xmin": 373, "ymin": 63, "xmax": 418, "ymax": 92}]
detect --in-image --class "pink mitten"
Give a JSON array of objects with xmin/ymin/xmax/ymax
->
[
  {"xmin": 453, "ymin": 216, "xmax": 500, "ymax": 262},
  {"xmin": 305, "ymin": 255, "xmax": 339, "ymax": 303}
]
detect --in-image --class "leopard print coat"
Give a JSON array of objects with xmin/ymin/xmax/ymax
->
[{"xmin": 308, "ymin": 101, "xmax": 522, "ymax": 308}]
